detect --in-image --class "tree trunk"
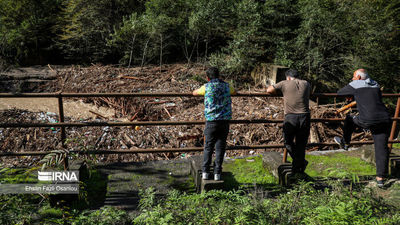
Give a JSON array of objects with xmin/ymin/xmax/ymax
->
[
  {"xmin": 160, "ymin": 34, "xmax": 163, "ymax": 73},
  {"xmin": 128, "ymin": 34, "xmax": 137, "ymax": 68},
  {"xmin": 141, "ymin": 38, "xmax": 150, "ymax": 70},
  {"xmin": 205, "ymin": 39, "xmax": 209, "ymax": 63}
]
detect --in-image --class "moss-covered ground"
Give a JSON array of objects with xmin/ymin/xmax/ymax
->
[
  {"xmin": 303, "ymin": 152, "xmax": 376, "ymax": 178},
  {"xmin": 223, "ymin": 156, "xmax": 279, "ymax": 191}
]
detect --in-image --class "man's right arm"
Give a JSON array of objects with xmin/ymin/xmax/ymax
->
[
  {"xmin": 337, "ymin": 84, "xmax": 355, "ymax": 96},
  {"xmin": 267, "ymin": 82, "xmax": 282, "ymax": 95},
  {"xmin": 266, "ymin": 85, "xmax": 276, "ymax": 94}
]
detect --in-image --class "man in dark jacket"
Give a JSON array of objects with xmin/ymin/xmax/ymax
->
[{"xmin": 334, "ymin": 69, "xmax": 391, "ymax": 187}]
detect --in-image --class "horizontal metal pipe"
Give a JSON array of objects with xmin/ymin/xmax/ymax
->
[
  {"xmin": 312, "ymin": 93, "xmax": 400, "ymax": 98},
  {"xmin": 1, "ymin": 92, "xmax": 399, "ymax": 98},
  {"xmin": 1, "ymin": 140, "xmax": 400, "ymax": 156},
  {"xmin": 2, "ymin": 117, "xmax": 400, "ymax": 128}
]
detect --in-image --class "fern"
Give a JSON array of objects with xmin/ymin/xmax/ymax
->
[{"xmin": 39, "ymin": 149, "xmax": 70, "ymax": 170}]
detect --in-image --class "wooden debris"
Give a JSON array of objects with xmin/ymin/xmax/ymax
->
[
  {"xmin": 89, "ymin": 110, "xmax": 108, "ymax": 119},
  {"xmin": 0, "ymin": 64, "xmax": 375, "ymax": 167},
  {"xmin": 120, "ymin": 75, "xmax": 143, "ymax": 80},
  {"xmin": 309, "ymin": 125, "xmax": 320, "ymax": 143},
  {"xmin": 164, "ymin": 107, "xmax": 172, "ymax": 118}
]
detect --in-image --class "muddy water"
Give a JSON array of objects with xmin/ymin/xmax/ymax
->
[{"xmin": 0, "ymin": 98, "xmax": 116, "ymax": 120}]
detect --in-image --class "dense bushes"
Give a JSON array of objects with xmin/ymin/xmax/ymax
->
[
  {"xmin": 133, "ymin": 182, "xmax": 400, "ymax": 225},
  {"xmin": 1, "ymin": 0, "xmax": 400, "ymax": 92},
  {"xmin": 1, "ymin": 181, "xmax": 400, "ymax": 224}
]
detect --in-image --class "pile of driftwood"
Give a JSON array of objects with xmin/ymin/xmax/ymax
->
[{"xmin": 0, "ymin": 64, "xmax": 371, "ymax": 167}]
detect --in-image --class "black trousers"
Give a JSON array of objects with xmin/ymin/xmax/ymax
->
[
  {"xmin": 343, "ymin": 115, "xmax": 391, "ymax": 177},
  {"xmin": 202, "ymin": 121, "xmax": 229, "ymax": 174},
  {"xmin": 283, "ymin": 113, "xmax": 310, "ymax": 173}
]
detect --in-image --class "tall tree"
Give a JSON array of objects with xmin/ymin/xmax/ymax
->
[
  {"xmin": 57, "ymin": 0, "xmax": 143, "ymax": 63},
  {"xmin": 0, "ymin": 0, "xmax": 62, "ymax": 65},
  {"xmin": 209, "ymin": 0, "xmax": 265, "ymax": 77},
  {"xmin": 108, "ymin": 13, "xmax": 146, "ymax": 67},
  {"xmin": 262, "ymin": 0, "xmax": 300, "ymax": 66},
  {"xmin": 188, "ymin": 0, "xmax": 236, "ymax": 62},
  {"xmin": 294, "ymin": 0, "xmax": 354, "ymax": 89},
  {"xmin": 350, "ymin": 0, "xmax": 400, "ymax": 93}
]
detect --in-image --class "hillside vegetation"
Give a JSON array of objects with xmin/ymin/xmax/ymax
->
[{"xmin": 1, "ymin": 0, "xmax": 400, "ymax": 92}]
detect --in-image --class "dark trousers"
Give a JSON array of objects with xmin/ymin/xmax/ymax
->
[
  {"xmin": 202, "ymin": 121, "xmax": 229, "ymax": 174},
  {"xmin": 343, "ymin": 115, "xmax": 391, "ymax": 177},
  {"xmin": 283, "ymin": 113, "xmax": 310, "ymax": 173}
]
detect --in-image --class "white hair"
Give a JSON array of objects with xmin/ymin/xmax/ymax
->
[{"xmin": 355, "ymin": 69, "xmax": 369, "ymax": 80}]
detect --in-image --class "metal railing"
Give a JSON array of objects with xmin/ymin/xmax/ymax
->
[{"xmin": 1, "ymin": 92, "xmax": 400, "ymax": 169}]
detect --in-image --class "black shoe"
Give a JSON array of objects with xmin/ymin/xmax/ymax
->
[{"xmin": 334, "ymin": 136, "xmax": 349, "ymax": 150}]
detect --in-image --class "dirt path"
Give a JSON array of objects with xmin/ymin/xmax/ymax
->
[{"xmin": 0, "ymin": 98, "xmax": 116, "ymax": 120}]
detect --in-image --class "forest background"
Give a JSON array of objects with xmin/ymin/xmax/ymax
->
[{"xmin": 1, "ymin": 0, "xmax": 400, "ymax": 93}]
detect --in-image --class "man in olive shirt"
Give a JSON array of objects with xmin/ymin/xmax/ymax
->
[{"xmin": 267, "ymin": 69, "xmax": 311, "ymax": 173}]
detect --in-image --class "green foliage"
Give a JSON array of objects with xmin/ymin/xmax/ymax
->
[
  {"xmin": 39, "ymin": 149, "xmax": 70, "ymax": 170},
  {"xmin": 0, "ymin": 194, "xmax": 41, "ymax": 224},
  {"xmin": 57, "ymin": 0, "xmax": 142, "ymax": 63},
  {"xmin": 188, "ymin": 0, "xmax": 236, "ymax": 61},
  {"xmin": 2, "ymin": 0, "xmax": 400, "ymax": 93},
  {"xmin": 294, "ymin": 0, "xmax": 354, "ymax": 89},
  {"xmin": 72, "ymin": 206, "xmax": 130, "ymax": 225},
  {"xmin": 0, "ymin": 167, "xmax": 38, "ymax": 183},
  {"xmin": 262, "ymin": 0, "xmax": 299, "ymax": 66},
  {"xmin": 209, "ymin": 0, "xmax": 266, "ymax": 77},
  {"xmin": 38, "ymin": 205, "xmax": 63, "ymax": 219},
  {"xmin": 0, "ymin": 0, "xmax": 62, "ymax": 64},
  {"xmin": 350, "ymin": 1, "xmax": 400, "ymax": 93},
  {"xmin": 292, "ymin": 0, "xmax": 400, "ymax": 92},
  {"xmin": 108, "ymin": 13, "xmax": 146, "ymax": 66},
  {"xmin": 133, "ymin": 182, "xmax": 400, "ymax": 225},
  {"xmin": 134, "ymin": 189, "xmax": 257, "ymax": 225}
]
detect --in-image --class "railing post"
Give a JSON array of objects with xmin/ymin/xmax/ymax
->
[
  {"xmin": 282, "ymin": 149, "xmax": 288, "ymax": 163},
  {"xmin": 389, "ymin": 97, "xmax": 400, "ymax": 152},
  {"xmin": 57, "ymin": 92, "xmax": 68, "ymax": 170}
]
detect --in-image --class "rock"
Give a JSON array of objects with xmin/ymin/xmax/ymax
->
[{"xmin": 361, "ymin": 144, "xmax": 376, "ymax": 166}]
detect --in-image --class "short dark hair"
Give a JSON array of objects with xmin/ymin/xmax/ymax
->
[
  {"xmin": 206, "ymin": 67, "xmax": 219, "ymax": 79},
  {"xmin": 285, "ymin": 69, "xmax": 298, "ymax": 78}
]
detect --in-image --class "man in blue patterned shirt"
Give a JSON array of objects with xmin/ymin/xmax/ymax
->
[{"xmin": 193, "ymin": 67, "xmax": 236, "ymax": 181}]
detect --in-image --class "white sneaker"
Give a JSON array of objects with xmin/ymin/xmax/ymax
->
[
  {"xmin": 202, "ymin": 172, "xmax": 210, "ymax": 180},
  {"xmin": 214, "ymin": 174, "xmax": 221, "ymax": 181},
  {"xmin": 334, "ymin": 136, "xmax": 349, "ymax": 150}
]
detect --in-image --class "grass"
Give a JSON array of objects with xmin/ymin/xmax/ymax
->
[
  {"xmin": 0, "ymin": 167, "xmax": 38, "ymax": 183},
  {"xmin": 303, "ymin": 152, "xmax": 376, "ymax": 178},
  {"xmin": 384, "ymin": 183, "xmax": 400, "ymax": 207},
  {"xmin": 223, "ymin": 156, "xmax": 277, "ymax": 189}
]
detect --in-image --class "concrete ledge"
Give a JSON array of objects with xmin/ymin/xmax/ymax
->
[
  {"xmin": 262, "ymin": 152, "xmax": 293, "ymax": 186},
  {"xmin": 49, "ymin": 160, "xmax": 89, "ymax": 207},
  {"xmin": 69, "ymin": 160, "xmax": 89, "ymax": 181},
  {"xmin": 189, "ymin": 155, "xmax": 224, "ymax": 193},
  {"xmin": 390, "ymin": 153, "xmax": 400, "ymax": 177},
  {"xmin": 189, "ymin": 155, "xmax": 203, "ymax": 192}
]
